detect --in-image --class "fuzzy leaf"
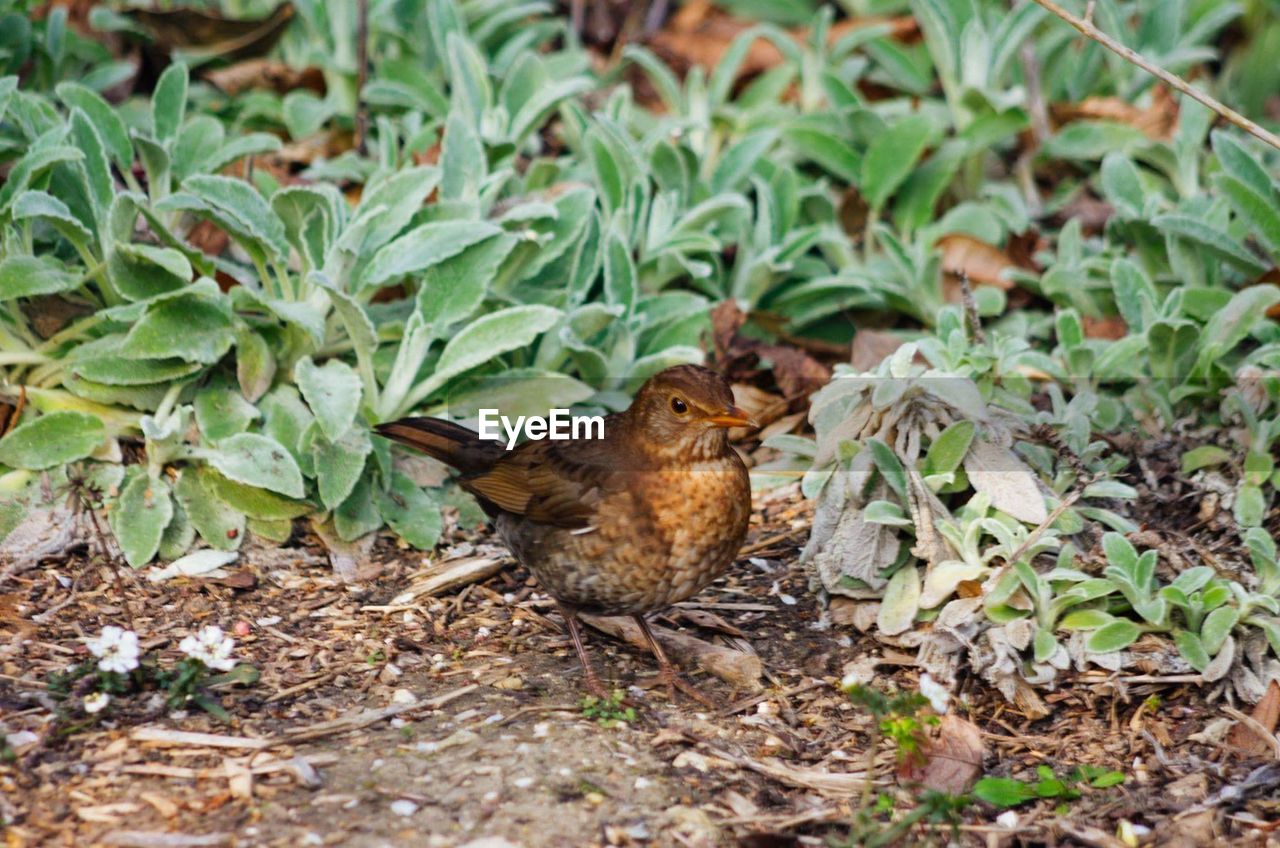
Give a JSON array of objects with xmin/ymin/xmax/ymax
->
[
  {"xmin": 295, "ymin": 357, "xmax": 362, "ymax": 441},
  {"xmin": 378, "ymin": 472, "xmax": 443, "ymax": 549},
  {"xmin": 176, "ymin": 468, "xmax": 244, "ymax": 551},
  {"xmin": 0, "ymin": 411, "xmax": 104, "ymax": 470},
  {"xmin": 1086, "ymin": 620, "xmax": 1141, "ymax": 653},
  {"xmin": 205, "ymin": 433, "xmax": 305, "ymax": 498},
  {"xmin": 110, "ymin": 474, "xmax": 174, "ymax": 568}
]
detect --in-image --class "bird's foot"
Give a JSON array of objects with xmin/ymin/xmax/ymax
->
[
  {"xmin": 581, "ymin": 670, "xmax": 613, "ymax": 703},
  {"xmin": 640, "ymin": 668, "xmax": 717, "ymax": 708}
]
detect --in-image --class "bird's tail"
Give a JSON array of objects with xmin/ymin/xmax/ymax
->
[{"xmin": 373, "ymin": 417, "xmax": 503, "ymax": 474}]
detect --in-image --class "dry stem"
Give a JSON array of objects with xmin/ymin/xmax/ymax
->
[{"xmin": 1030, "ymin": 0, "xmax": 1280, "ymax": 152}]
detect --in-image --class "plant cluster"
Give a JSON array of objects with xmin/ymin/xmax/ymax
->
[{"xmin": 47, "ymin": 624, "xmax": 258, "ymax": 724}]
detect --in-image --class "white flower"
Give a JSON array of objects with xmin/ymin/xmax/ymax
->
[
  {"xmin": 179, "ymin": 625, "xmax": 237, "ymax": 671},
  {"xmin": 86, "ymin": 626, "xmax": 140, "ymax": 674},
  {"xmin": 918, "ymin": 672, "xmax": 951, "ymax": 714},
  {"xmin": 83, "ymin": 692, "xmax": 110, "ymax": 714}
]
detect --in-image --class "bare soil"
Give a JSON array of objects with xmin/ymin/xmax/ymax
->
[{"xmin": 3, "ymin": 487, "xmax": 1279, "ymax": 847}]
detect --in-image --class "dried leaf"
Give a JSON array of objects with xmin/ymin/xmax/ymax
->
[
  {"xmin": 900, "ymin": 715, "xmax": 985, "ymax": 793},
  {"xmin": 963, "ymin": 439, "xmax": 1048, "ymax": 524},
  {"xmin": 1227, "ymin": 680, "xmax": 1280, "ymax": 756},
  {"xmin": 937, "ymin": 235, "xmax": 1016, "ymax": 290}
]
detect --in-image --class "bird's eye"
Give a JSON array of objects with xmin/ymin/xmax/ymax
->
[{"xmin": 670, "ymin": 397, "xmax": 688, "ymax": 414}]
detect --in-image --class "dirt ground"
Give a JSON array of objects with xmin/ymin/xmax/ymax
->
[{"xmin": 3, "ymin": 487, "xmax": 1280, "ymax": 848}]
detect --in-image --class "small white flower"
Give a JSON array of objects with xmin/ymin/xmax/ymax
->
[
  {"xmin": 86, "ymin": 626, "xmax": 140, "ymax": 674},
  {"xmin": 918, "ymin": 673, "xmax": 951, "ymax": 715},
  {"xmin": 179, "ymin": 625, "xmax": 237, "ymax": 671},
  {"xmin": 83, "ymin": 692, "xmax": 110, "ymax": 714}
]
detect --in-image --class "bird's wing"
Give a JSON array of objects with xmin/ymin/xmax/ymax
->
[{"xmin": 462, "ymin": 431, "xmax": 626, "ymax": 529}]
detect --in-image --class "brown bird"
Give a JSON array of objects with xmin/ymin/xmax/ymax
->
[{"xmin": 375, "ymin": 364, "xmax": 754, "ymax": 703}]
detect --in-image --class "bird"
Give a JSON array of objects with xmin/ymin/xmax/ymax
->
[{"xmin": 375, "ymin": 364, "xmax": 755, "ymax": 704}]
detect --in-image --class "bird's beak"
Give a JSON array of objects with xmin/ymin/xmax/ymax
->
[{"xmin": 704, "ymin": 406, "xmax": 758, "ymax": 429}]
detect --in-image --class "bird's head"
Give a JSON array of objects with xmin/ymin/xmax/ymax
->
[{"xmin": 626, "ymin": 364, "xmax": 756, "ymax": 460}]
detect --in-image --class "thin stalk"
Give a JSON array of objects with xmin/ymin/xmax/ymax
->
[
  {"xmin": 1031, "ymin": 0, "xmax": 1280, "ymax": 152},
  {"xmin": 0, "ymin": 352, "xmax": 52, "ymax": 366}
]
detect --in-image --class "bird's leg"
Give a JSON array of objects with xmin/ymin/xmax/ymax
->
[
  {"xmin": 558, "ymin": 603, "xmax": 610, "ymax": 701},
  {"xmin": 632, "ymin": 615, "xmax": 717, "ymax": 708}
]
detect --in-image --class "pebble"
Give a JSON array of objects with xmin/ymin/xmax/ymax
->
[
  {"xmin": 392, "ymin": 688, "xmax": 418, "ymax": 705},
  {"xmin": 390, "ymin": 799, "xmax": 419, "ymax": 817},
  {"xmin": 512, "ymin": 776, "xmax": 535, "ymax": 789}
]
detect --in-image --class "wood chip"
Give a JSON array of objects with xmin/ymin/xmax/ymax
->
[{"xmin": 130, "ymin": 729, "xmax": 270, "ymax": 750}]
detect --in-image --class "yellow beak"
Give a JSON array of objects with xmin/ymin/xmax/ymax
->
[{"xmin": 704, "ymin": 406, "xmax": 758, "ymax": 429}]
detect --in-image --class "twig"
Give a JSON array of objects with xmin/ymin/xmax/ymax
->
[
  {"xmin": 1223, "ymin": 706, "xmax": 1280, "ymax": 759},
  {"xmin": 1030, "ymin": 0, "xmax": 1280, "ymax": 152},
  {"xmin": 354, "ymin": 0, "xmax": 369, "ymax": 154}
]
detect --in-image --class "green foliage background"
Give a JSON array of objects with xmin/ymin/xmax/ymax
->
[{"xmin": 0, "ymin": 0, "xmax": 1278, "ymax": 682}]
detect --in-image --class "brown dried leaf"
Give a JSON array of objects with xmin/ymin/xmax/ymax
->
[
  {"xmin": 1227, "ymin": 680, "xmax": 1280, "ymax": 757},
  {"xmin": 899, "ymin": 714, "xmax": 985, "ymax": 793},
  {"xmin": 1050, "ymin": 86, "xmax": 1179, "ymax": 140},
  {"xmin": 937, "ymin": 234, "xmax": 1016, "ymax": 290},
  {"xmin": 203, "ymin": 59, "xmax": 325, "ymax": 97},
  {"xmin": 850, "ymin": 329, "xmax": 905, "ymax": 371},
  {"xmin": 1083, "ymin": 315, "xmax": 1128, "ymax": 340},
  {"xmin": 650, "ymin": 10, "xmax": 916, "ymax": 83},
  {"xmin": 125, "ymin": 3, "xmax": 295, "ymax": 62}
]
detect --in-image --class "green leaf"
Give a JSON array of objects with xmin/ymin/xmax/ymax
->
[
  {"xmin": 176, "ymin": 468, "xmax": 243, "ymax": 551},
  {"xmin": 378, "ymin": 471, "xmax": 443, "ymax": 549},
  {"xmin": 973, "ymin": 777, "xmax": 1037, "ymax": 808},
  {"xmin": 861, "ymin": 115, "xmax": 933, "ymax": 210},
  {"xmin": 107, "ymin": 243, "xmax": 192, "ymax": 301},
  {"xmin": 866, "ymin": 438, "xmax": 907, "ymax": 500},
  {"xmin": 1200, "ymin": 607, "xmax": 1239, "ymax": 656},
  {"xmin": 202, "ymin": 468, "xmax": 311, "ymax": 521},
  {"xmin": 1217, "ymin": 174, "xmax": 1280, "ymax": 258},
  {"xmin": 152, "ymin": 62, "xmax": 188, "ymax": 144},
  {"xmin": 235, "ymin": 328, "xmax": 276, "ymax": 403},
  {"xmin": 923, "ymin": 420, "xmax": 974, "ymax": 476},
  {"xmin": 12, "ymin": 190, "xmax": 93, "ymax": 247},
  {"xmin": 1174, "ymin": 629, "xmax": 1210, "ymax": 672},
  {"xmin": 119, "ymin": 296, "xmax": 234, "ymax": 364},
  {"xmin": 0, "ymin": 411, "xmax": 104, "ymax": 470},
  {"xmin": 603, "ymin": 227, "xmax": 636, "ymax": 316},
  {"xmin": 56, "ymin": 81, "xmax": 131, "ymax": 168},
  {"xmin": 1058, "ymin": 609, "xmax": 1114, "ymax": 630},
  {"xmin": 312, "ymin": 428, "xmax": 372, "ymax": 511},
  {"xmin": 362, "ymin": 220, "xmax": 501, "ymax": 289},
  {"xmin": 1086, "ymin": 620, "xmax": 1141, "ymax": 653},
  {"xmin": 1235, "ymin": 484, "xmax": 1266, "ymax": 528},
  {"xmin": 205, "ymin": 433, "xmax": 305, "ymax": 498},
  {"xmin": 1196, "ymin": 285, "xmax": 1280, "ymax": 372},
  {"xmin": 784, "ymin": 125, "xmax": 860, "ymax": 183},
  {"xmin": 440, "ymin": 107, "xmax": 485, "ymax": 202},
  {"xmin": 165, "ymin": 175, "xmax": 288, "ymax": 263},
  {"xmin": 335, "ymin": 474, "xmax": 382, "ymax": 540},
  {"xmin": 419, "ymin": 233, "xmax": 514, "ymax": 331},
  {"xmin": 418, "ymin": 305, "xmax": 562, "ymax": 400},
  {"xmin": 876, "ymin": 564, "xmax": 920, "ymax": 636},
  {"xmin": 194, "ymin": 380, "xmax": 259, "ymax": 441},
  {"xmin": 1099, "ymin": 152, "xmax": 1144, "ymax": 217},
  {"xmin": 295, "ymin": 357, "xmax": 362, "ymax": 441},
  {"xmin": 1181, "ymin": 445, "xmax": 1231, "ymax": 474},
  {"xmin": 1152, "ymin": 214, "xmax": 1269, "ymax": 276},
  {"xmin": 248, "ymin": 516, "xmax": 293, "ymax": 542},
  {"xmin": 110, "ymin": 474, "xmax": 174, "ymax": 568},
  {"xmin": 0, "ymin": 255, "xmax": 78, "ymax": 301},
  {"xmin": 1042, "ymin": 121, "xmax": 1147, "ymax": 160}
]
